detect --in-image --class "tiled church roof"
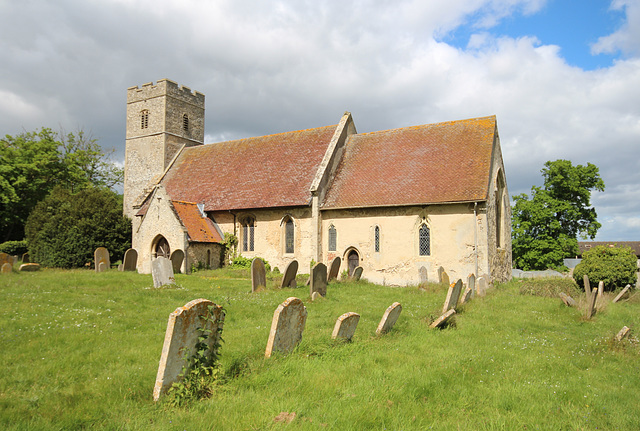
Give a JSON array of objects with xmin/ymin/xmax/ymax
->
[
  {"xmin": 163, "ymin": 125, "xmax": 337, "ymax": 211},
  {"xmin": 171, "ymin": 200, "xmax": 223, "ymax": 243},
  {"xmin": 321, "ymin": 116, "xmax": 497, "ymax": 209}
]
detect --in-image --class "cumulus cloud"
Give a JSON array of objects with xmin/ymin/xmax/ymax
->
[{"xmin": 592, "ymin": 0, "xmax": 640, "ymax": 56}]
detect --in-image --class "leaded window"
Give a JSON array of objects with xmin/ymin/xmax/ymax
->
[
  {"xmin": 374, "ymin": 226, "xmax": 380, "ymax": 253},
  {"xmin": 242, "ymin": 217, "xmax": 254, "ymax": 252},
  {"xmin": 285, "ymin": 217, "xmax": 294, "ymax": 254},
  {"xmin": 328, "ymin": 224, "xmax": 337, "ymax": 251},
  {"xmin": 419, "ymin": 224, "xmax": 430, "ymax": 256}
]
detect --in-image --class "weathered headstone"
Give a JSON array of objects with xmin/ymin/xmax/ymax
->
[
  {"xmin": 281, "ymin": 260, "xmax": 298, "ymax": 288},
  {"xmin": 251, "ymin": 258, "xmax": 267, "ymax": 292},
  {"xmin": 598, "ymin": 280, "xmax": 604, "ymax": 297},
  {"xmin": 311, "ymin": 291, "xmax": 322, "ymax": 301},
  {"xmin": 1, "ymin": 262, "xmax": 12, "ymax": 274},
  {"xmin": 122, "ymin": 248, "xmax": 138, "ymax": 271},
  {"xmin": 441, "ymin": 270, "xmax": 450, "ymax": 287},
  {"xmin": 331, "ymin": 312, "xmax": 360, "ymax": 341},
  {"xmin": 328, "ymin": 257, "xmax": 341, "ymax": 281},
  {"xmin": 153, "ymin": 298, "xmax": 225, "ymax": 401},
  {"xmin": 430, "ymin": 309, "xmax": 456, "ymax": 329},
  {"xmin": 152, "ymin": 257, "xmax": 176, "ymax": 287},
  {"xmin": 21, "ymin": 252, "xmax": 29, "ymax": 263},
  {"xmin": 0, "ymin": 252, "xmax": 10, "ymax": 267},
  {"xmin": 170, "ymin": 249, "xmax": 185, "ymax": 274},
  {"xmin": 19, "ymin": 263, "xmax": 40, "ymax": 272},
  {"xmin": 616, "ymin": 326, "xmax": 631, "ymax": 341},
  {"xmin": 265, "ymin": 297, "xmax": 308, "ymax": 358},
  {"xmin": 94, "ymin": 247, "xmax": 110, "ymax": 273},
  {"xmin": 583, "ymin": 275, "xmax": 591, "ymax": 302},
  {"xmin": 468, "ymin": 273, "xmax": 476, "ymax": 295},
  {"xmin": 476, "ymin": 276, "xmax": 487, "ymax": 297},
  {"xmin": 460, "ymin": 287, "xmax": 473, "ymax": 305},
  {"xmin": 613, "ymin": 285, "xmax": 631, "ymax": 303},
  {"xmin": 559, "ymin": 292, "xmax": 576, "ymax": 307},
  {"xmin": 310, "ymin": 262, "xmax": 327, "ymax": 297},
  {"xmin": 437, "ymin": 266, "xmax": 445, "ymax": 282},
  {"xmin": 419, "ymin": 266, "xmax": 428, "ymax": 284},
  {"xmin": 11, "ymin": 255, "xmax": 18, "ymax": 265},
  {"xmin": 376, "ymin": 302, "xmax": 402, "ymax": 335},
  {"xmin": 98, "ymin": 261, "xmax": 108, "ymax": 272},
  {"xmin": 442, "ymin": 279, "xmax": 463, "ymax": 313},
  {"xmin": 352, "ymin": 266, "xmax": 363, "ymax": 281},
  {"xmin": 585, "ymin": 287, "xmax": 598, "ymax": 319}
]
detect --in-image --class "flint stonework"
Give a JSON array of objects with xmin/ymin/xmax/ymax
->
[
  {"xmin": 352, "ymin": 266, "xmax": 363, "ymax": 281},
  {"xmin": 123, "ymin": 248, "xmax": 138, "ymax": 271},
  {"xmin": 430, "ymin": 309, "xmax": 456, "ymax": 328},
  {"xmin": 310, "ymin": 263, "xmax": 327, "ymax": 297},
  {"xmin": 94, "ymin": 247, "xmax": 110, "ymax": 273},
  {"xmin": 265, "ymin": 297, "xmax": 308, "ymax": 358},
  {"xmin": 281, "ymin": 260, "xmax": 298, "ymax": 288},
  {"xmin": 331, "ymin": 312, "xmax": 360, "ymax": 341},
  {"xmin": 328, "ymin": 257, "xmax": 341, "ymax": 281},
  {"xmin": 152, "ymin": 257, "xmax": 176, "ymax": 287},
  {"xmin": 153, "ymin": 298, "xmax": 225, "ymax": 401},
  {"xmin": 442, "ymin": 279, "xmax": 463, "ymax": 313},
  {"xmin": 376, "ymin": 302, "xmax": 402, "ymax": 335},
  {"xmin": 170, "ymin": 249, "xmax": 185, "ymax": 274},
  {"xmin": 251, "ymin": 258, "xmax": 267, "ymax": 292}
]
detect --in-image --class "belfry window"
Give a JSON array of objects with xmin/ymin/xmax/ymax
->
[
  {"xmin": 419, "ymin": 224, "xmax": 431, "ymax": 256},
  {"xmin": 141, "ymin": 110, "xmax": 149, "ymax": 129},
  {"xmin": 242, "ymin": 217, "xmax": 255, "ymax": 252},
  {"xmin": 182, "ymin": 113, "xmax": 189, "ymax": 132},
  {"xmin": 328, "ymin": 224, "xmax": 337, "ymax": 251},
  {"xmin": 374, "ymin": 226, "xmax": 380, "ymax": 253}
]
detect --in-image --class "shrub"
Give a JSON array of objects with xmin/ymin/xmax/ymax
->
[
  {"xmin": 573, "ymin": 245, "xmax": 637, "ymax": 291},
  {"xmin": 229, "ymin": 255, "xmax": 271, "ymax": 272},
  {"xmin": 0, "ymin": 240, "xmax": 28, "ymax": 256}
]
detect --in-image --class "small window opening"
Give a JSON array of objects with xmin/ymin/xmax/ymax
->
[
  {"xmin": 182, "ymin": 113, "xmax": 189, "ymax": 132},
  {"xmin": 419, "ymin": 224, "xmax": 431, "ymax": 256},
  {"xmin": 141, "ymin": 110, "xmax": 149, "ymax": 129},
  {"xmin": 374, "ymin": 226, "xmax": 380, "ymax": 253},
  {"xmin": 328, "ymin": 224, "xmax": 337, "ymax": 252},
  {"xmin": 285, "ymin": 217, "xmax": 294, "ymax": 254},
  {"xmin": 242, "ymin": 217, "xmax": 255, "ymax": 252}
]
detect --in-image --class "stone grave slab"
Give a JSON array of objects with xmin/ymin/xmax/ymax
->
[
  {"xmin": 170, "ymin": 249, "xmax": 185, "ymax": 274},
  {"xmin": 585, "ymin": 287, "xmax": 598, "ymax": 319},
  {"xmin": 94, "ymin": 247, "xmax": 110, "ymax": 273},
  {"xmin": 1, "ymin": 262, "xmax": 12, "ymax": 274},
  {"xmin": 442, "ymin": 279, "xmax": 463, "ymax": 313},
  {"xmin": 468, "ymin": 273, "xmax": 476, "ymax": 295},
  {"xmin": 310, "ymin": 263, "xmax": 327, "ymax": 298},
  {"xmin": 331, "ymin": 312, "xmax": 360, "ymax": 341},
  {"xmin": 583, "ymin": 275, "xmax": 591, "ymax": 302},
  {"xmin": 616, "ymin": 326, "xmax": 631, "ymax": 341},
  {"xmin": 559, "ymin": 292, "xmax": 576, "ymax": 307},
  {"xmin": 328, "ymin": 257, "xmax": 341, "ymax": 281},
  {"xmin": 460, "ymin": 287, "xmax": 473, "ymax": 305},
  {"xmin": 476, "ymin": 277, "xmax": 487, "ymax": 296},
  {"xmin": 430, "ymin": 309, "xmax": 456, "ymax": 329},
  {"xmin": 376, "ymin": 302, "xmax": 402, "ymax": 335},
  {"xmin": 352, "ymin": 266, "xmax": 363, "ymax": 281},
  {"xmin": 19, "ymin": 263, "xmax": 40, "ymax": 272},
  {"xmin": 153, "ymin": 298, "xmax": 225, "ymax": 401},
  {"xmin": 419, "ymin": 266, "xmax": 428, "ymax": 284},
  {"xmin": 265, "ymin": 297, "xmax": 307, "ymax": 358},
  {"xmin": 441, "ymin": 270, "xmax": 450, "ymax": 287},
  {"xmin": 598, "ymin": 280, "xmax": 604, "ymax": 297},
  {"xmin": 613, "ymin": 285, "xmax": 631, "ymax": 303},
  {"xmin": 251, "ymin": 258, "xmax": 267, "ymax": 292},
  {"xmin": 281, "ymin": 260, "xmax": 298, "ymax": 288},
  {"xmin": 122, "ymin": 248, "xmax": 138, "ymax": 271},
  {"xmin": 152, "ymin": 257, "xmax": 176, "ymax": 287},
  {"xmin": 437, "ymin": 266, "xmax": 445, "ymax": 282}
]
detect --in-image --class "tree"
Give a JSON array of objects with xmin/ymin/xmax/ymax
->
[
  {"xmin": 25, "ymin": 186, "xmax": 131, "ymax": 268},
  {"xmin": 512, "ymin": 160, "xmax": 605, "ymax": 271},
  {"xmin": 573, "ymin": 245, "xmax": 637, "ymax": 291},
  {"xmin": 0, "ymin": 128, "xmax": 123, "ymax": 242}
]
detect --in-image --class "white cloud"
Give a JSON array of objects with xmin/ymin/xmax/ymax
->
[{"xmin": 592, "ymin": 0, "xmax": 640, "ymax": 56}]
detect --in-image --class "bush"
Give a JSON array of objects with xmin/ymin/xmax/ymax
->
[
  {"xmin": 0, "ymin": 240, "xmax": 28, "ymax": 256},
  {"xmin": 230, "ymin": 255, "xmax": 271, "ymax": 272},
  {"xmin": 573, "ymin": 245, "xmax": 637, "ymax": 291},
  {"xmin": 25, "ymin": 187, "xmax": 132, "ymax": 268}
]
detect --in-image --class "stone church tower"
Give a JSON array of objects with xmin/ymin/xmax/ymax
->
[{"xmin": 123, "ymin": 79, "xmax": 205, "ymax": 223}]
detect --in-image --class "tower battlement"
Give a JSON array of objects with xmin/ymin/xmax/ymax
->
[{"xmin": 127, "ymin": 79, "xmax": 205, "ymax": 106}]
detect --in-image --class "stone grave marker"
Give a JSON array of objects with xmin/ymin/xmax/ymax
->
[
  {"xmin": 583, "ymin": 275, "xmax": 592, "ymax": 302},
  {"xmin": 94, "ymin": 247, "xmax": 110, "ymax": 273},
  {"xmin": 442, "ymin": 279, "xmax": 463, "ymax": 313},
  {"xmin": 98, "ymin": 261, "xmax": 108, "ymax": 272},
  {"xmin": 281, "ymin": 260, "xmax": 298, "ymax": 288},
  {"xmin": 477, "ymin": 276, "xmax": 487, "ymax": 296},
  {"xmin": 11, "ymin": 255, "xmax": 18, "ymax": 265},
  {"xmin": 616, "ymin": 326, "xmax": 631, "ymax": 341},
  {"xmin": 21, "ymin": 252, "xmax": 29, "ymax": 263},
  {"xmin": 311, "ymin": 291, "xmax": 322, "ymax": 301},
  {"xmin": 310, "ymin": 262, "xmax": 327, "ymax": 298},
  {"xmin": 376, "ymin": 302, "xmax": 402, "ymax": 335},
  {"xmin": 598, "ymin": 280, "xmax": 604, "ymax": 297},
  {"xmin": 153, "ymin": 298, "xmax": 225, "ymax": 401},
  {"xmin": 613, "ymin": 285, "xmax": 631, "ymax": 303},
  {"xmin": 0, "ymin": 253, "xmax": 10, "ymax": 267},
  {"xmin": 251, "ymin": 258, "xmax": 267, "ymax": 292},
  {"xmin": 559, "ymin": 292, "xmax": 576, "ymax": 307},
  {"xmin": 152, "ymin": 257, "xmax": 176, "ymax": 287},
  {"xmin": 419, "ymin": 266, "xmax": 428, "ymax": 284},
  {"xmin": 1, "ymin": 262, "xmax": 12, "ymax": 274},
  {"xmin": 328, "ymin": 257, "xmax": 341, "ymax": 281},
  {"xmin": 468, "ymin": 273, "xmax": 476, "ymax": 295},
  {"xmin": 331, "ymin": 312, "xmax": 360, "ymax": 341},
  {"xmin": 352, "ymin": 266, "xmax": 363, "ymax": 281},
  {"xmin": 460, "ymin": 287, "xmax": 473, "ymax": 305},
  {"xmin": 265, "ymin": 297, "xmax": 308, "ymax": 358},
  {"xmin": 170, "ymin": 249, "xmax": 185, "ymax": 274},
  {"xmin": 122, "ymin": 248, "xmax": 138, "ymax": 271},
  {"xmin": 19, "ymin": 263, "xmax": 40, "ymax": 272},
  {"xmin": 585, "ymin": 287, "xmax": 598, "ymax": 319},
  {"xmin": 441, "ymin": 270, "xmax": 450, "ymax": 286},
  {"xmin": 437, "ymin": 266, "xmax": 445, "ymax": 282},
  {"xmin": 430, "ymin": 309, "xmax": 456, "ymax": 329}
]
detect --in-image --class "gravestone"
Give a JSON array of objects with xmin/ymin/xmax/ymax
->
[
  {"xmin": 585, "ymin": 287, "xmax": 598, "ymax": 319},
  {"xmin": 437, "ymin": 266, "xmax": 445, "ymax": 282},
  {"xmin": 598, "ymin": 280, "xmax": 604, "ymax": 297},
  {"xmin": 152, "ymin": 257, "xmax": 176, "ymax": 287},
  {"xmin": 376, "ymin": 302, "xmax": 402, "ymax": 335},
  {"xmin": 153, "ymin": 298, "xmax": 225, "ymax": 401},
  {"xmin": 328, "ymin": 257, "xmax": 341, "ymax": 281},
  {"xmin": 419, "ymin": 266, "xmax": 428, "ymax": 284},
  {"xmin": 281, "ymin": 260, "xmax": 298, "ymax": 288},
  {"xmin": 1, "ymin": 262, "xmax": 12, "ymax": 274},
  {"xmin": 476, "ymin": 276, "xmax": 487, "ymax": 296},
  {"xmin": 613, "ymin": 285, "xmax": 631, "ymax": 303},
  {"xmin": 352, "ymin": 266, "xmax": 363, "ymax": 281},
  {"xmin": 331, "ymin": 312, "xmax": 360, "ymax": 341},
  {"xmin": 11, "ymin": 256, "xmax": 18, "ymax": 265},
  {"xmin": 311, "ymin": 291, "xmax": 322, "ymax": 301},
  {"xmin": 251, "ymin": 258, "xmax": 267, "ymax": 292},
  {"xmin": 430, "ymin": 309, "xmax": 456, "ymax": 329},
  {"xmin": 442, "ymin": 279, "xmax": 463, "ymax": 313},
  {"xmin": 94, "ymin": 247, "xmax": 110, "ymax": 273},
  {"xmin": 310, "ymin": 263, "xmax": 327, "ymax": 297},
  {"xmin": 98, "ymin": 261, "xmax": 108, "ymax": 272},
  {"xmin": 460, "ymin": 287, "xmax": 473, "ymax": 304},
  {"xmin": 616, "ymin": 326, "xmax": 631, "ymax": 341},
  {"xmin": 583, "ymin": 275, "xmax": 592, "ymax": 302},
  {"xmin": 170, "ymin": 249, "xmax": 185, "ymax": 274},
  {"xmin": 0, "ymin": 253, "xmax": 10, "ymax": 267},
  {"xmin": 559, "ymin": 292, "xmax": 576, "ymax": 307},
  {"xmin": 468, "ymin": 273, "xmax": 476, "ymax": 295},
  {"xmin": 265, "ymin": 297, "xmax": 308, "ymax": 358},
  {"xmin": 122, "ymin": 248, "xmax": 138, "ymax": 271},
  {"xmin": 21, "ymin": 252, "xmax": 29, "ymax": 263},
  {"xmin": 19, "ymin": 263, "xmax": 40, "ymax": 272},
  {"xmin": 441, "ymin": 271, "xmax": 450, "ymax": 287}
]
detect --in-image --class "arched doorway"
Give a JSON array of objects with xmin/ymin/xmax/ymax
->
[
  {"xmin": 347, "ymin": 249, "xmax": 360, "ymax": 276},
  {"xmin": 154, "ymin": 236, "xmax": 170, "ymax": 259}
]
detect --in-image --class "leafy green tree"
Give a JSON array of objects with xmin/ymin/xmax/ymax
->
[
  {"xmin": 0, "ymin": 128, "xmax": 123, "ymax": 242},
  {"xmin": 25, "ymin": 187, "xmax": 131, "ymax": 268},
  {"xmin": 573, "ymin": 245, "xmax": 637, "ymax": 291},
  {"xmin": 512, "ymin": 160, "xmax": 605, "ymax": 271}
]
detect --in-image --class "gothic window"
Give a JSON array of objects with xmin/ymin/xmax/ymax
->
[
  {"xmin": 141, "ymin": 110, "xmax": 149, "ymax": 129},
  {"xmin": 419, "ymin": 224, "xmax": 431, "ymax": 256},
  {"xmin": 284, "ymin": 217, "xmax": 294, "ymax": 254},
  {"xmin": 374, "ymin": 226, "xmax": 380, "ymax": 253},
  {"xmin": 328, "ymin": 224, "xmax": 337, "ymax": 251},
  {"xmin": 242, "ymin": 217, "xmax": 255, "ymax": 252},
  {"xmin": 182, "ymin": 113, "xmax": 189, "ymax": 132}
]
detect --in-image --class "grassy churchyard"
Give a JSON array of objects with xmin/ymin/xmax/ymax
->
[{"xmin": 1, "ymin": 267, "xmax": 640, "ymax": 430}]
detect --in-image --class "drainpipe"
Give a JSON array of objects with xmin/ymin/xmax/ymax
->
[{"xmin": 474, "ymin": 202, "xmax": 478, "ymax": 277}]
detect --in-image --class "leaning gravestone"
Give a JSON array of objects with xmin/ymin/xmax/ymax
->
[
  {"xmin": 442, "ymin": 279, "xmax": 463, "ymax": 313},
  {"xmin": 331, "ymin": 312, "xmax": 360, "ymax": 341},
  {"xmin": 616, "ymin": 326, "xmax": 631, "ymax": 341},
  {"xmin": 281, "ymin": 260, "xmax": 298, "ymax": 288},
  {"xmin": 430, "ymin": 309, "xmax": 456, "ymax": 329},
  {"xmin": 376, "ymin": 302, "xmax": 402, "ymax": 335},
  {"xmin": 153, "ymin": 298, "xmax": 225, "ymax": 401},
  {"xmin": 559, "ymin": 292, "xmax": 576, "ymax": 307},
  {"xmin": 265, "ymin": 297, "xmax": 308, "ymax": 358},
  {"xmin": 251, "ymin": 258, "xmax": 267, "ymax": 292},
  {"xmin": 598, "ymin": 280, "xmax": 604, "ymax": 297},
  {"xmin": 310, "ymin": 262, "xmax": 327, "ymax": 298},
  {"xmin": 583, "ymin": 275, "xmax": 592, "ymax": 302},
  {"xmin": 170, "ymin": 250, "xmax": 185, "ymax": 274},
  {"xmin": 21, "ymin": 252, "xmax": 29, "ymax": 263},
  {"xmin": 94, "ymin": 247, "xmax": 110, "ymax": 273},
  {"xmin": 328, "ymin": 257, "xmax": 341, "ymax": 281},
  {"xmin": 476, "ymin": 276, "xmax": 487, "ymax": 297},
  {"xmin": 468, "ymin": 273, "xmax": 476, "ymax": 295},
  {"xmin": 613, "ymin": 285, "xmax": 631, "ymax": 303},
  {"xmin": 419, "ymin": 266, "xmax": 428, "ymax": 284},
  {"xmin": 19, "ymin": 263, "xmax": 40, "ymax": 272},
  {"xmin": 585, "ymin": 287, "xmax": 598, "ymax": 319},
  {"xmin": 460, "ymin": 287, "xmax": 473, "ymax": 305},
  {"xmin": 152, "ymin": 257, "xmax": 176, "ymax": 287},
  {"xmin": 122, "ymin": 248, "xmax": 138, "ymax": 271},
  {"xmin": 352, "ymin": 266, "xmax": 363, "ymax": 281},
  {"xmin": 437, "ymin": 266, "xmax": 445, "ymax": 282},
  {"xmin": 441, "ymin": 271, "xmax": 450, "ymax": 287},
  {"xmin": 1, "ymin": 263, "xmax": 12, "ymax": 274}
]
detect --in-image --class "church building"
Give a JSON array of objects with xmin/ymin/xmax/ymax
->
[{"xmin": 124, "ymin": 79, "xmax": 512, "ymax": 285}]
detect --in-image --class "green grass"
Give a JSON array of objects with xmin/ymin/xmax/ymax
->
[{"xmin": 1, "ymin": 269, "xmax": 640, "ymax": 430}]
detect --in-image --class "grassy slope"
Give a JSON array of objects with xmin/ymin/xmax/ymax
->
[{"xmin": 1, "ymin": 269, "xmax": 639, "ymax": 430}]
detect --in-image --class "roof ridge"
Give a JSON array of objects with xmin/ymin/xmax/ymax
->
[
  {"xmin": 202, "ymin": 123, "xmax": 339, "ymax": 146},
  {"xmin": 355, "ymin": 115, "xmax": 496, "ymax": 137}
]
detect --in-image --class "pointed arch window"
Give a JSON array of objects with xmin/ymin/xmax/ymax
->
[
  {"xmin": 374, "ymin": 226, "xmax": 380, "ymax": 253},
  {"xmin": 328, "ymin": 224, "xmax": 337, "ymax": 251},
  {"xmin": 284, "ymin": 217, "xmax": 294, "ymax": 254},
  {"xmin": 242, "ymin": 217, "xmax": 255, "ymax": 252},
  {"xmin": 419, "ymin": 224, "xmax": 431, "ymax": 256},
  {"xmin": 141, "ymin": 110, "xmax": 149, "ymax": 129}
]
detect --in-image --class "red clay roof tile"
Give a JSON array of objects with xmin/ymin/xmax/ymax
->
[{"xmin": 171, "ymin": 200, "xmax": 223, "ymax": 243}]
